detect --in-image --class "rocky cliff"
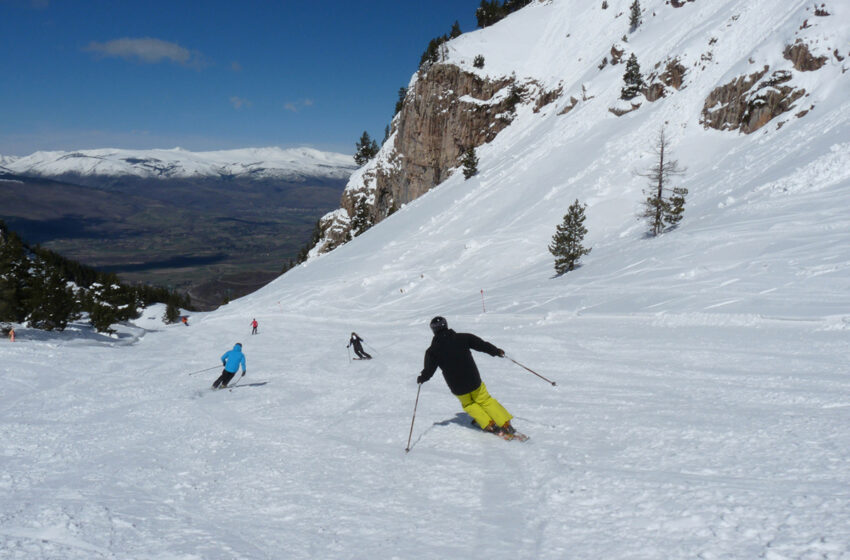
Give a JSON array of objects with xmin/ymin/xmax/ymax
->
[
  {"xmin": 313, "ymin": 63, "xmax": 539, "ymax": 252},
  {"xmin": 310, "ymin": 0, "xmax": 848, "ymax": 257}
]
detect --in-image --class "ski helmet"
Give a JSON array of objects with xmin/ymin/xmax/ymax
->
[{"xmin": 429, "ymin": 316, "xmax": 448, "ymax": 334}]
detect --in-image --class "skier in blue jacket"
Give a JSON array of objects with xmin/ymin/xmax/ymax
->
[{"xmin": 213, "ymin": 343, "xmax": 246, "ymax": 389}]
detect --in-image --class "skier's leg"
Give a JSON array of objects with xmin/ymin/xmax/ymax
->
[
  {"xmin": 457, "ymin": 389, "xmax": 493, "ymax": 429},
  {"xmin": 470, "ymin": 382, "xmax": 512, "ymax": 427},
  {"xmin": 220, "ymin": 370, "xmax": 236, "ymax": 388},
  {"xmin": 212, "ymin": 369, "xmax": 227, "ymax": 388}
]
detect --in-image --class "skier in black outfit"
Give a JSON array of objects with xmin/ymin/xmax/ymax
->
[
  {"xmin": 417, "ymin": 316, "xmax": 516, "ymax": 436},
  {"xmin": 348, "ymin": 332, "xmax": 372, "ymax": 359}
]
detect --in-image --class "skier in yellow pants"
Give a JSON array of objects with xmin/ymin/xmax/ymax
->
[{"xmin": 417, "ymin": 316, "xmax": 516, "ymax": 437}]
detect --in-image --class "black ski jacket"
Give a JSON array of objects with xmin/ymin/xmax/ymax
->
[{"xmin": 420, "ymin": 329, "xmax": 503, "ymax": 395}]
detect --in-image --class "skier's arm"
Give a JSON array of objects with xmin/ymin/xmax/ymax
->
[
  {"xmin": 465, "ymin": 334, "xmax": 504, "ymax": 357},
  {"xmin": 240, "ymin": 355, "xmax": 247, "ymax": 373},
  {"xmin": 221, "ymin": 351, "xmax": 228, "ymax": 366},
  {"xmin": 417, "ymin": 348, "xmax": 438, "ymax": 384}
]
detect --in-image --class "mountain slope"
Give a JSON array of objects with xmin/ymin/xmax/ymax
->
[
  {"xmin": 1, "ymin": 1, "xmax": 848, "ymax": 558},
  {"xmin": 2, "ymin": 146, "xmax": 355, "ymax": 182}
]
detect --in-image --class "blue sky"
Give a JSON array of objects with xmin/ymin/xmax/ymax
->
[{"xmin": 0, "ymin": 0, "xmax": 483, "ymax": 156}]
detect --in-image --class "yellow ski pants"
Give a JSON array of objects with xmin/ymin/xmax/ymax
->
[{"xmin": 456, "ymin": 382, "xmax": 512, "ymax": 429}]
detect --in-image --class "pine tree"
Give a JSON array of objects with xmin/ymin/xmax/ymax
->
[
  {"xmin": 419, "ymin": 35, "xmax": 448, "ymax": 69},
  {"xmin": 504, "ymin": 0, "xmax": 532, "ymax": 13},
  {"xmin": 354, "ymin": 131, "xmax": 379, "ymax": 166},
  {"xmin": 450, "ymin": 20, "xmax": 462, "ymax": 39},
  {"xmin": 350, "ymin": 196, "xmax": 373, "ymax": 237},
  {"xmin": 476, "ymin": 0, "xmax": 506, "ymax": 28},
  {"xmin": 26, "ymin": 265, "xmax": 79, "ymax": 331},
  {"xmin": 163, "ymin": 293, "xmax": 181, "ymax": 324},
  {"xmin": 629, "ymin": 0, "xmax": 642, "ymax": 32},
  {"xmin": 549, "ymin": 200, "xmax": 592, "ymax": 275},
  {"xmin": 620, "ymin": 53, "xmax": 645, "ymax": 100},
  {"xmin": 86, "ymin": 281, "xmax": 122, "ymax": 334},
  {"xmin": 0, "ymin": 225, "xmax": 29, "ymax": 323},
  {"xmin": 639, "ymin": 128, "xmax": 687, "ymax": 236},
  {"xmin": 461, "ymin": 147, "xmax": 479, "ymax": 179},
  {"xmin": 394, "ymin": 87, "xmax": 407, "ymax": 116}
]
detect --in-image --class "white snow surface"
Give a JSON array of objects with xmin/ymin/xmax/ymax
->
[
  {"xmin": 2, "ymin": 1, "xmax": 850, "ymax": 558},
  {"xmin": 1, "ymin": 146, "xmax": 356, "ymax": 182}
]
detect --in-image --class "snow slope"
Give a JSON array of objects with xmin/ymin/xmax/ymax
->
[
  {"xmin": 1, "ymin": 1, "xmax": 849, "ymax": 558},
  {"xmin": 1, "ymin": 146, "xmax": 356, "ymax": 182}
]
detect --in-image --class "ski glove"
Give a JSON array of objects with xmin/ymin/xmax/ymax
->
[
  {"xmin": 497, "ymin": 349, "xmax": 505, "ymax": 357},
  {"xmin": 416, "ymin": 374, "xmax": 427, "ymax": 384},
  {"xmin": 241, "ymin": 372, "xmax": 246, "ymax": 377}
]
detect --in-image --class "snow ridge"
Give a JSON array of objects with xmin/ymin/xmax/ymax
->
[{"xmin": 1, "ymin": 146, "xmax": 356, "ymax": 182}]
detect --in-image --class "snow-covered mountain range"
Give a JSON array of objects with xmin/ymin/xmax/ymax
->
[
  {"xmin": 0, "ymin": 146, "xmax": 356, "ymax": 182},
  {"xmin": 1, "ymin": 1, "xmax": 849, "ymax": 558}
]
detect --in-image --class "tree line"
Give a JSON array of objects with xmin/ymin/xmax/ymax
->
[{"xmin": 0, "ymin": 220, "xmax": 191, "ymax": 334}]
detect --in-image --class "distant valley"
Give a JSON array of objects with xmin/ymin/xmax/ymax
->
[{"xmin": 0, "ymin": 147, "xmax": 355, "ymax": 309}]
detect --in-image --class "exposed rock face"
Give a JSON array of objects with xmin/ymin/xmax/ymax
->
[
  {"xmin": 784, "ymin": 41, "xmax": 828, "ymax": 71},
  {"xmin": 610, "ymin": 44, "xmax": 625, "ymax": 65},
  {"xmin": 700, "ymin": 66, "xmax": 807, "ymax": 133},
  {"xmin": 383, "ymin": 65, "xmax": 515, "ymax": 206},
  {"xmin": 645, "ymin": 58, "xmax": 687, "ymax": 101},
  {"xmin": 316, "ymin": 64, "xmax": 523, "ymax": 252}
]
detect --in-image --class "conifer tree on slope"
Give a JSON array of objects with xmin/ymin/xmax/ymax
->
[
  {"xmin": 620, "ymin": 53, "xmax": 645, "ymax": 100},
  {"xmin": 549, "ymin": 199, "xmax": 592, "ymax": 275},
  {"xmin": 629, "ymin": 0, "xmax": 642, "ymax": 32},
  {"xmin": 354, "ymin": 131, "xmax": 379, "ymax": 166},
  {"xmin": 350, "ymin": 196, "xmax": 373, "ymax": 237},
  {"xmin": 26, "ymin": 264, "xmax": 79, "ymax": 331},
  {"xmin": 640, "ymin": 128, "xmax": 688, "ymax": 236},
  {"xmin": 461, "ymin": 147, "xmax": 479, "ymax": 180},
  {"xmin": 0, "ymin": 226, "xmax": 29, "ymax": 323}
]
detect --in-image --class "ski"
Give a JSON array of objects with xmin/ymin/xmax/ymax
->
[
  {"xmin": 475, "ymin": 421, "xmax": 529, "ymax": 442},
  {"xmin": 501, "ymin": 431, "xmax": 529, "ymax": 442}
]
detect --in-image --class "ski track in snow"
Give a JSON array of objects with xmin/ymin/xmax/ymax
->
[{"xmin": 1, "ymin": 307, "xmax": 848, "ymax": 559}]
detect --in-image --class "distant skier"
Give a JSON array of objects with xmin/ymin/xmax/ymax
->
[
  {"xmin": 213, "ymin": 343, "xmax": 246, "ymax": 389},
  {"xmin": 8, "ymin": 328, "xmax": 14, "ymax": 343},
  {"xmin": 348, "ymin": 332, "xmax": 372, "ymax": 360},
  {"xmin": 181, "ymin": 316, "xmax": 189, "ymax": 327},
  {"xmin": 417, "ymin": 316, "xmax": 516, "ymax": 437},
  {"xmin": 251, "ymin": 318, "xmax": 258, "ymax": 335}
]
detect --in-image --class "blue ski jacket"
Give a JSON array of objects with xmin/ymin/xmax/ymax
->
[{"xmin": 221, "ymin": 344, "xmax": 246, "ymax": 373}]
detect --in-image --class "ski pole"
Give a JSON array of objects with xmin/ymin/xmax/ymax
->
[
  {"xmin": 405, "ymin": 383, "xmax": 423, "ymax": 453},
  {"xmin": 347, "ymin": 345, "xmax": 351, "ymax": 363},
  {"xmin": 229, "ymin": 373, "xmax": 244, "ymax": 390},
  {"xmin": 364, "ymin": 341, "xmax": 378, "ymax": 354},
  {"xmin": 188, "ymin": 365, "xmax": 221, "ymax": 376},
  {"xmin": 505, "ymin": 355, "xmax": 557, "ymax": 386}
]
